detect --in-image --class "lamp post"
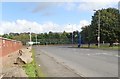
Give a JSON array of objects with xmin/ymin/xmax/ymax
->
[
  {"xmin": 78, "ymin": 31, "xmax": 81, "ymax": 48},
  {"xmin": 36, "ymin": 34, "xmax": 37, "ymax": 44},
  {"xmin": 69, "ymin": 24, "xmax": 74, "ymax": 46},
  {"xmin": 29, "ymin": 28, "xmax": 32, "ymax": 43},
  {"xmin": 94, "ymin": 10, "xmax": 100, "ymax": 48},
  {"xmin": 72, "ymin": 25, "xmax": 73, "ymax": 46},
  {"xmin": 29, "ymin": 28, "xmax": 33, "ymax": 46}
]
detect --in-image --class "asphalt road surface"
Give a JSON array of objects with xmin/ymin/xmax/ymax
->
[{"xmin": 33, "ymin": 45, "xmax": 118, "ymax": 77}]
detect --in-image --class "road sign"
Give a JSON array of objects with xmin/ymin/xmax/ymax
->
[
  {"xmin": 28, "ymin": 42, "xmax": 33, "ymax": 45},
  {"xmin": 78, "ymin": 32, "xmax": 81, "ymax": 48}
]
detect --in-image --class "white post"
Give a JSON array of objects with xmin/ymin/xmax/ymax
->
[
  {"xmin": 69, "ymin": 24, "xmax": 74, "ymax": 47},
  {"xmin": 36, "ymin": 34, "xmax": 37, "ymax": 44},
  {"xmin": 72, "ymin": 25, "xmax": 73, "ymax": 46},
  {"xmin": 98, "ymin": 11, "xmax": 100, "ymax": 48},
  {"xmin": 29, "ymin": 28, "xmax": 32, "ymax": 47},
  {"xmin": 94, "ymin": 10, "xmax": 100, "ymax": 48}
]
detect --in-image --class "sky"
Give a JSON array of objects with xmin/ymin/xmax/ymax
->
[{"xmin": 0, "ymin": 0, "xmax": 119, "ymax": 35}]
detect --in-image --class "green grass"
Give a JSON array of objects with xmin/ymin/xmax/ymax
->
[
  {"xmin": 23, "ymin": 61, "xmax": 36, "ymax": 77},
  {"xmin": 35, "ymin": 63, "xmax": 45, "ymax": 77},
  {"xmin": 32, "ymin": 49, "xmax": 45, "ymax": 77},
  {"xmin": 23, "ymin": 48, "xmax": 45, "ymax": 78},
  {"xmin": 80, "ymin": 44, "xmax": 120, "ymax": 50},
  {"xmin": 22, "ymin": 49, "xmax": 37, "ymax": 78}
]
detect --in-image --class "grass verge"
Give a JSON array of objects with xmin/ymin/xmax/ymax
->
[
  {"xmin": 23, "ymin": 48, "xmax": 45, "ymax": 78},
  {"xmin": 80, "ymin": 44, "xmax": 120, "ymax": 50}
]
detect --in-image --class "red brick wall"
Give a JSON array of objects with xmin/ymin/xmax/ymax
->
[{"xmin": 0, "ymin": 37, "xmax": 23, "ymax": 57}]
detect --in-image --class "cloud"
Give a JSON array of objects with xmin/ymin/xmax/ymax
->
[
  {"xmin": 63, "ymin": 0, "xmax": 119, "ymax": 12},
  {"xmin": 32, "ymin": 2, "xmax": 53, "ymax": 13},
  {"xmin": 32, "ymin": 2, "xmax": 59, "ymax": 16},
  {"xmin": 65, "ymin": 2, "xmax": 76, "ymax": 11},
  {"xmin": 63, "ymin": 20, "xmax": 90, "ymax": 32},
  {"xmin": 32, "ymin": 2, "xmax": 62, "ymax": 13},
  {"xmin": 77, "ymin": 2, "xmax": 118, "ymax": 12},
  {"xmin": 42, "ymin": 12, "xmax": 54, "ymax": 16},
  {"xmin": 31, "ymin": 1, "xmax": 118, "ymax": 17},
  {"xmin": 1, "ymin": 20, "xmax": 43, "ymax": 34},
  {"xmin": 80, "ymin": 0, "xmax": 119, "ymax": 3},
  {"xmin": 0, "ymin": 19, "xmax": 90, "ymax": 35}
]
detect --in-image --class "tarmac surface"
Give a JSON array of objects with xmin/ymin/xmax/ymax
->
[{"xmin": 33, "ymin": 45, "xmax": 118, "ymax": 77}]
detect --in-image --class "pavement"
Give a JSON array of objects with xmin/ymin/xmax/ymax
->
[{"xmin": 33, "ymin": 45, "xmax": 118, "ymax": 77}]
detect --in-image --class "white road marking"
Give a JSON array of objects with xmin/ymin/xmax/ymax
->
[
  {"xmin": 87, "ymin": 54, "xmax": 90, "ymax": 56},
  {"xmin": 86, "ymin": 53, "xmax": 119, "ymax": 58},
  {"xmin": 114, "ymin": 55, "xmax": 120, "ymax": 57}
]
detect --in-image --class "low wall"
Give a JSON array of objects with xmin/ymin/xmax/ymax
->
[{"xmin": 0, "ymin": 37, "xmax": 23, "ymax": 57}]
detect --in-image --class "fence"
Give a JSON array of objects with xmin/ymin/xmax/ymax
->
[{"xmin": 0, "ymin": 37, "xmax": 23, "ymax": 57}]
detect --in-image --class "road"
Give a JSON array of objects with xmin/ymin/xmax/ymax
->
[{"xmin": 33, "ymin": 45, "xmax": 118, "ymax": 77}]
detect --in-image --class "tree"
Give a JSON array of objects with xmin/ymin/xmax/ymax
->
[
  {"xmin": 12, "ymin": 33, "xmax": 29, "ymax": 45},
  {"xmin": 81, "ymin": 25, "xmax": 91, "ymax": 44},
  {"xmin": 91, "ymin": 8, "xmax": 120, "ymax": 45},
  {"xmin": 60, "ymin": 31, "xmax": 69, "ymax": 44}
]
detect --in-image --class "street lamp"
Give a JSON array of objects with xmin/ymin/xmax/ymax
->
[
  {"xmin": 69, "ymin": 24, "xmax": 74, "ymax": 46},
  {"xmin": 36, "ymin": 34, "xmax": 37, "ymax": 44},
  {"xmin": 29, "ymin": 28, "xmax": 32, "ymax": 42},
  {"xmin": 78, "ymin": 31, "xmax": 81, "ymax": 48},
  {"xmin": 72, "ymin": 25, "xmax": 73, "ymax": 45},
  {"xmin": 94, "ymin": 10, "xmax": 100, "ymax": 48},
  {"xmin": 29, "ymin": 28, "xmax": 33, "ymax": 46}
]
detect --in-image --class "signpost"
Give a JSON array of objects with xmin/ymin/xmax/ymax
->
[{"xmin": 78, "ymin": 32, "xmax": 81, "ymax": 48}]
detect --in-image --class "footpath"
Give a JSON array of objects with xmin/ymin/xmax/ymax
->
[{"xmin": 0, "ymin": 46, "xmax": 33, "ymax": 78}]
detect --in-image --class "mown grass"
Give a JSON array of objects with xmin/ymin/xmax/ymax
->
[
  {"xmin": 32, "ymin": 49, "xmax": 45, "ymax": 77},
  {"xmin": 80, "ymin": 44, "xmax": 120, "ymax": 50},
  {"xmin": 22, "ymin": 49, "xmax": 37, "ymax": 78},
  {"xmin": 35, "ymin": 63, "xmax": 45, "ymax": 77},
  {"xmin": 23, "ymin": 61, "xmax": 36, "ymax": 77},
  {"xmin": 23, "ymin": 48, "xmax": 45, "ymax": 78}
]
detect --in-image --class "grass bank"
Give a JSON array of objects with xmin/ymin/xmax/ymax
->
[
  {"xmin": 23, "ymin": 48, "xmax": 45, "ymax": 78},
  {"xmin": 80, "ymin": 44, "xmax": 120, "ymax": 50}
]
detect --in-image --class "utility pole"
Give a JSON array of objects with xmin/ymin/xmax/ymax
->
[
  {"xmin": 72, "ymin": 25, "xmax": 73, "ymax": 46},
  {"xmin": 36, "ymin": 34, "xmax": 37, "ymax": 44},
  {"xmin": 98, "ymin": 11, "xmax": 100, "ymax": 48},
  {"xmin": 94, "ymin": 10, "xmax": 100, "ymax": 48},
  {"xmin": 29, "ymin": 28, "xmax": 31, "ymax": 42},
  {"xmin": 78, "ymin": 31, "xmax": 81, "ymax": 48},
  {"xmin": 69, "ymin": 24, "xmax": 74, "ymax": 47},
  {"xmin": 29, "ymin": 28, "xmax": 33, "ymax": 46}
]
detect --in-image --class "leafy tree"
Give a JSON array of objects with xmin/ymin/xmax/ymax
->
[
  {"xmin": 91, "ymin": 8, "xmax": 120, "ymax": 45},
  {"xmin": 12, "ymin": 33, "xmax": 29, "ymax": 45},
  {"xmin": 60, "ymin": 31, "xmax": 68, "ymax": 44}
]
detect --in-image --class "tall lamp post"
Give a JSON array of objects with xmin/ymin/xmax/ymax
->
[
  {"xmin": 72, "ymin": 25, "xmax": 73, "ymax": 46},
  {"xmin": 29, "ymin": 28, "xmax": 32, "ymax": 43},
  {"xmin": 69, "ymin": 24, "xmax": 74, "ymax": 46},
  {"xmin": 36, "ymin": 34, "xmax": 37, "ymax": 44},
  {"xmin": 78, "ymin": 31, "xmax": 81, "ymax": 48},
  {"xmin": 29, "ymin": 28, "xmax": 33, "ymax": 46},
  {"xmin": 94, "ymin": 10, "xmax": 100, "ymax": 48}
]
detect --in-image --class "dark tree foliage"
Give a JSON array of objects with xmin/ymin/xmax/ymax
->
[
  {"xmin": 2, "ymin": 31, "xmax": 80, "ymax": 45},
  {"xmin": 81, "ymin": 8, "xmax": 120, "ymax": 45}
]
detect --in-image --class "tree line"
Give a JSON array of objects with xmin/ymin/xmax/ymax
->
[
  {"xmin": 81, "ymin": 8, "xmax": 120, "ymax": 46},
  {"xmin": 2, "ymin": 31, "xmax": 80, "ymax": 45}
]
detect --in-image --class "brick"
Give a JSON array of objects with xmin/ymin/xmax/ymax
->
[{"xmin": 0, "ymin": 37, "xmax": 23, "ymax": 57}]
